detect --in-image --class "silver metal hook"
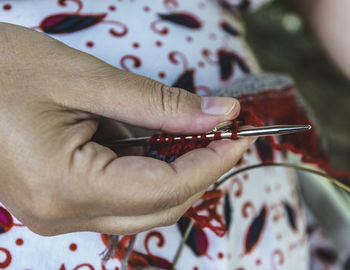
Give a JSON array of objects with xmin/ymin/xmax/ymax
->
[{"xmin": 107, "ymin": 124, "xmax": 312, "ymax": 148}]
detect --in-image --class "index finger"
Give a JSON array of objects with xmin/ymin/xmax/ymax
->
[{"xmin": 79, "ymin": 136, "xmax": 256, "ymax": 217}]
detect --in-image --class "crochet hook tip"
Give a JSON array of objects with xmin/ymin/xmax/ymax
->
[
  {"xmin": 235, "ymin": 124, "xmax": 312, "ymax": 137},
  {"xmin": 278, "ymin": 124, "xmax": 312, "ymax": 134}
]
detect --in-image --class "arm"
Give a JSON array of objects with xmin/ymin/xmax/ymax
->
[{"xmin": 301, "ymin": 0, "xmax": 350, "ymax": 80}]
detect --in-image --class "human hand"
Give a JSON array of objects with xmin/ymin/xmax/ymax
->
[{"xmin": 0, "ymin": 23, "xmax": 255, "ymax": 236}]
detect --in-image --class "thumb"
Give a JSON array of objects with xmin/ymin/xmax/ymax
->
[
  {"xmin": 105, "ymin": 71, "xmax": 239, "ymax": 133},
  {"xmin": 58, "ymin": 61, "xmax": 240, "ymax": 134}
]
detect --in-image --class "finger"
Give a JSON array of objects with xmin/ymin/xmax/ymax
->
[
  {"xmin": 93, "ymin": 118, "xmax": 144, "ymax": 156},
  {"xmin": 72, "ymin": 136, "xmax": 255, "ymax": 217},
  {"xmin": 47, "ymin": 46, "xmax": 240, "ymax": 134},
  {"xmin": 93, "ymin": 118, "xmax": 134, "ymax": 142},
  {"xmin": 6, "ymin": 25, "xmax": 238, "ymax": 134},
  {"xmin": 81, "ymin": 189, "xmax": 207, "ymax": 235},
  {"xmin": 170, "ymin": 136, "xmax": 257, "ymax": 200}
]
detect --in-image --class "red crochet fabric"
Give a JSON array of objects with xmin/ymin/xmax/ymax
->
[
  {"xmin": 149, "ymin": 85, "xmax": 350, "ymax": 181},
  {"xmin": 148, "ymin": 121, "xmax": 239, "ymax": 162},
  {"xmin": 236, "ymin": 85, "xmax": 350, "ymax": 182},
  {"xmin": 147, "ymin": 85, "xmax": 350, "ymax": 237}
]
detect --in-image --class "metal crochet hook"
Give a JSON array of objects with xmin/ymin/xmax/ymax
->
[{"xmin": 107, "ymin": 123, "xmax": 312, "ymax": 148}]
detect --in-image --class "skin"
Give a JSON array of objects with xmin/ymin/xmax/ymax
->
[
  {"xmin": 0, "ymin": 22, "xmax": 256, "ymax": 236},
  {"xmin": 301, "ymin": 0, "xmax": 350, "ymax": 80}
]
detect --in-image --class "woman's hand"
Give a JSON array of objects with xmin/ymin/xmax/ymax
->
[{"xmin": 0, "ymin": 23, "xmax": 255, "ymax": 236}]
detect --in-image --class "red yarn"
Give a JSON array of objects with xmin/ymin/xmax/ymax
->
[
  {"xmin": 237, "ymin": 86, "xmax": 350, "ymax": 181},
  {"xmin": 214, "ymin": 132, "xmax": 222, "ymax": 140},
  {"xmin": 230, "ymin": 120, "xmax": 239, "ymax": 139},
  {"xmin": 147, "ymin": 84, "xmax": 350, "ymax": 235},
  {"xmin": 184, "ymin": 190, "xmax": 226, "ymax": 237},
  {"xmin": 148, "ymin": 126, "xmax": 239, "ymax": 162}
]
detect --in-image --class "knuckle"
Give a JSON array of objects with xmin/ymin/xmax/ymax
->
[
  {"xmin": 168, "ymin": 182, "xmax": 190, "ymax": 207},
  {"xmin": 156, "ymin": 84, "xmax": 185, "ymax": 115},
  {"xmin": 161, "ymin": 85, "xmax": 180, "ymax": 114},
  {"xmin": 154, "ymin": 185, "xmax": 184, "ymax": 209},
  {"xmin": 162, "ymin": 211, "xmax": 182, "ymax": 227}
]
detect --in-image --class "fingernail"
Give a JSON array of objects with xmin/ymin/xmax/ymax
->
[{"xmin": 201, "ymin": 97, "xmax": 238, "ymax": 116}]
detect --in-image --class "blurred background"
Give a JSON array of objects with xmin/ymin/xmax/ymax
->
[
  {"xmin": 242, "ymin": 0, "xmax": 350, "ymax": 171},
  {"xmin": 241, "ymin": 2, "xmax": 350, "ymax": 268}
]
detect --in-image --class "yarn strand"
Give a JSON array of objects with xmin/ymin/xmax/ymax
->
[
  {"xmin": 169, "ymin": 162, "xmax": 349, "ymax": 269},
  {"xmin": 214, "ymin": 162, "xmax": 350, "ymax": 192}
]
